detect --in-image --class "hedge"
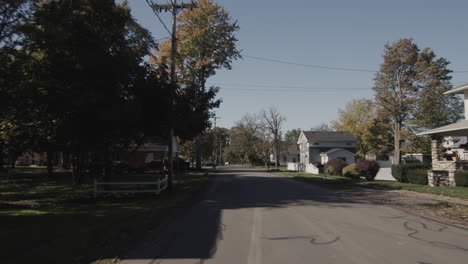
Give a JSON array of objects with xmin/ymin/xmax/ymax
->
[
  {"xmin": 455, "ymin": 171, "xmax": 468, "ymax": 187},
  {"xmin": 392, "ymin": 163, "xmax": 430, "ymax": 184}
]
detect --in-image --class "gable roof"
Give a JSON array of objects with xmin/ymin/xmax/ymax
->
[
  {"xmin": 417, "ymin": 120, "xmax": 468, "ymax": 137},
  {"xmin": 301, "ymin": 131, "xmax": 356, "ymax": 143},
  {"xmin": 320, "ymin": 148, "xmax": 356, "ymax": 156},
  {"xmin": 444, "ymin": 83, "xmax": 468, "ymax": 95}
]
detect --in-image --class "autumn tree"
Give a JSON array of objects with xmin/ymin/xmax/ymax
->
[
  {"xmin": 152, "ymin": 0, "xmax": 240, "ymax": 169},
  {"xmin": 373, "ymin": 39, "xmax": 461, "ymax": 165},
  {"xmin": 261, "ymin": 107, "xmax": 286, "ymax": 169},
  {"xmin": 331, "ymin": 99, "xmax": 392, "ymax": 158}
]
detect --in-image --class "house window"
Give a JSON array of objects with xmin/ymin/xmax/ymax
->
[
  {"xmin": 283, "ymin": 156, "xmax": 287, "ymax": 162},
  {"xmin": 346, "ymin": 142, "xmax": 351, "ymax": 146},
  {"xmin": 313, "ymin": 143, "xmax": 319, "ymax": 145},
  {"xmin": 292, "ymin": 158, "xmax": 296, "ymax": 163}
]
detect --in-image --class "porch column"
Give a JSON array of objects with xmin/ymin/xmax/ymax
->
[{"xmin": 430, "ymin": 138, "xmax": 441, "ymax": 164}]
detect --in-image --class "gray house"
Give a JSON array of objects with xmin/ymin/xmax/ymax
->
[{"xmin": 297, "ymin": 131, "xmax": 357, "ymax": 166}]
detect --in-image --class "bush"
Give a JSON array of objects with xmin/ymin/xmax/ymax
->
[
  {"xmin": 146, "ymin": 160, "xmax": 164, "ymax": 170},
  {"xmin": 455, "ymin": 171, "xmax": 468, "ymax": 187},
  {"xmin": 326, "ymin": 158, "xmax": 347, "ymax": 176},
  {"xmin": 392, "ymin": 164, "xmax": 406, "ymax": 182},
  {"xmin": 342, "ymin": 164, "xmax": 360, "ymax": 179},
  {"xmin": 392, "ymin": 163, "xmax": 430, "ymax": 184},
  {"xmin": 406, "ymin": 169, "xmax": 428, "ymax": 185},
  {"xmin": 356, "ymin": 160, "xmax": 380, "ymax": 181}
]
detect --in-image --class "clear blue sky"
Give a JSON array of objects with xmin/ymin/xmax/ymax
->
[{"xmin": 124, "ymin": 0, "xmax": 468, "ymax": 132}]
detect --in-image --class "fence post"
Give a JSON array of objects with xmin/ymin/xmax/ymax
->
[
  {"xmin": 323, "ymin": 163, "xmax": 327, "ymax": 180},
  {"xmin": 156, "ymin": 176, "xmax": 161, "ymax": 195}
]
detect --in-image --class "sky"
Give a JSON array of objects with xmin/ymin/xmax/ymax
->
[{"xmin": 124, "ymin": 0, "xmax": 468, "ymax": 132}]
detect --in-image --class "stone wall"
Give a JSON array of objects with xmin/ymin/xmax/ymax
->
[{"xmin": 428, "ymin": 170, "xmax": 456, "ymax": 187}]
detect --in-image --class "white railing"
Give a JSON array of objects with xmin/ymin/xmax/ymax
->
[
  {"xmin": 460, "ymin": 152, "xmax": 468, "ymax": 161},
  {"xmin": 93, "ymin": 174, "xmax": 168, "ymax": 198},
  {"xmin": 305, "ymin": 163, "xmax": 319, "ymax": 174},
  {"xmin": 287, "ymin": 162, "xmax": 299, "ymax": 171}
]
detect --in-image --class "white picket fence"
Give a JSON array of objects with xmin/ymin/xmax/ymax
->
[{"xmin": 93, "ymin": 174, "xmax": 168, "ymax": 198}]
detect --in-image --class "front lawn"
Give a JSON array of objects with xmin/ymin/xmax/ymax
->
[
  {"xmin": 0, "ymin": 166, "xmax": 214, "ymax": 264},
  {"xmin": 266, "ymin": 169, "xmax": 468, "ymax": 200}
]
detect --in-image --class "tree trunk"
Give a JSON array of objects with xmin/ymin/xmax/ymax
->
[
  {"xmin": 10, "ymin": 153, "xmax": 16, "ymax": 168},
  {"xmin": 195, "ymin": 135, "xmax": 202, "ymax": 170},
  {"xmin": 393, "ymin": 122, "xmax": 401, "ymax": 165},
  {"xmin": 0, "ymin": 146, "xmax": 4, "ymax": 169},
  {"xmin": 275, "ymin": 137, "xmax": 280, "ymax": 169},
  {"xmin": 46, "ymin": 151, "xmax": 54, "ymax": 179}
]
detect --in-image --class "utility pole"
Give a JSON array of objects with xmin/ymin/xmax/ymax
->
[{"xmin": 147, "ymin": 0, "xmax": 197, "ymax": 190}]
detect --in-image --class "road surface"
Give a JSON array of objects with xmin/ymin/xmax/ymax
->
[{"xmin": 120, "ymin": 166, "xmax": 468, "ymax": 264}]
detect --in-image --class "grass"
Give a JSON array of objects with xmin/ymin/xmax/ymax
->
[
  {"xmin": 0, "ymin": 166, "xmax": 214, "ymax": 264},
  {"xmin": 262, "ymin": 168, "xmax": 468, "ymax": 200}
]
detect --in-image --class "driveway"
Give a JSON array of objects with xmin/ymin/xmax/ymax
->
[{"xmin": 120, "ymin": 166, "xmax": 468, "ymax": 264}]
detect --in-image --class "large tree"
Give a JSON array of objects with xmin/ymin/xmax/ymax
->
[
  {"xmin": 261, "ymin": 107, "xmax": 286, "ymax": 169},
  {"xmin": 0, "ymin": 0, "xmax": 167, "ymax": 181},
  {"xmin": 373, "ymin": 39, "xmax": 461, "ymax": 165},
  {"xmin": 151, "ymin": 0, "xmax": 240, "ymax": 169}
]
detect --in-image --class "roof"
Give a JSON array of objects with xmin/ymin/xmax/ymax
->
[
  {"xmin": 300, "ymin": 131, "xmax": 356, "ymax": 143},
  {"xmin": 320, "ymin": 148, "xmax": 356, "ymax": 156},
  {"xmin": 444, "ymin": 83, "xmax": 468, "ymax": 95},
  {"xmin": 417, "ymin": 120, "xmax": 468, "ymax": 137}
]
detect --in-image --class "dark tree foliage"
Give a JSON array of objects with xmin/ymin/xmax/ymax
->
[
  {"xmin": 356, "ymin": 160, "xmax": 380, "ymax": 181},
  {"xmin": 326, "ymin": 158, "xmax": 347, "ymax": 176}
]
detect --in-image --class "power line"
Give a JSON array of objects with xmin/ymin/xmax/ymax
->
[
  {"xmin": 207, "ymin": 82, "xmax": 370, "ymax": 90},
  {"xmin": 243, "ymin": 54, "xmax": 468, "ymax": 73},
  {"xmin": 243, "ymin": 54, "xmax": 376, "ymax": 73},
  {"xmin": 220, "ymin": 88, "xmax": 370, "ymax": 92},
  {"xmin": 146, "ymin": 0, "xmax": 172, "ymax": 35}
]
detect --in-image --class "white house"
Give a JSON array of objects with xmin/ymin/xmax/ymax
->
[{"xmin": 287, "ymin": 131, "xmax": 357, "ymax": 173}]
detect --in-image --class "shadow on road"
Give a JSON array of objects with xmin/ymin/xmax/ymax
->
[{"xmin": 118, "ymin": 166, "xmax": 468, "ymax": 262}]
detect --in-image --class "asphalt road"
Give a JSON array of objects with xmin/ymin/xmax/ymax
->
[{"xmin": 120, "ymin": 166, "xmax": 468, "ymax": 264}]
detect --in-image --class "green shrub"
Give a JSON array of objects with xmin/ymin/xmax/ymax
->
[
  {"xmin": 455, "ymin": 171, "xmax": 468, "ymax": 187},
  {"xmin": 356, "ymin": 160, "xmax": 380, "ymax": 181},
  {"xmin": 326, "ymin": 158, "xmax": 347, "ymax": 176},
  {"xmin": 391, "ymin": 164, "xmax": 406, "ymax": 182},
  {"xmin": 342, "ymin": 164, "xmax": 360, "ymax": 179},
  {"xmin": 392, "ymin": 163, "xmax": 430, "ymax": 184},
  {"xmin": 405, "ymin": 169, "xmax": 428, "ymax": 185}
]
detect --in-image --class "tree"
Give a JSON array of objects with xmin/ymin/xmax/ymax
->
[
  {"xmin": 151, "ymin": 0, "xmax": 240, "ymax": 169},
  {"xmin": 311, "ymin": 122, "xmax": 333, "ymax": 131},
  {"xmin": 331, "ymin": 99, "xmax": 392, "ymax": 158},
  {"xmin": 0, "ymin": 0, "xmax": 164, "ymax": 181},
  {"xmin": 227, "ymin": 113, "xmax": 264, "ymax": 166},
  {"xmin": 373, "ymin": 39, "xmax": 460, "ymax": 165},
  {"xmin": 0, "ymin": 0, "xmax": 36, "ymax": 168},
  {"xmin": 152, "ymin": 0, "xmax": 241, "ymax": 91},
  {"xmin": 261, "ymin": 107, "xmax": 286, "ymax": 169},
  {"xmin": 285, "ymin": 129, "xmax": 301, "ymax": 143}
]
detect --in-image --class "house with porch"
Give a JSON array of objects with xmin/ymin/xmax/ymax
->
[
  {"xmin": 288, "ymin": 131, "xmax": 357, "ymax": 173},
  {"xmin": 417, "ymin": 83, "xmax": 468, "ymax": 186}
]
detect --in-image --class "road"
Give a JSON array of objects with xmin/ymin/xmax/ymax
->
[{"xmin": 120, "ymin": 166, "xmax": 468, "ymax": 264}]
